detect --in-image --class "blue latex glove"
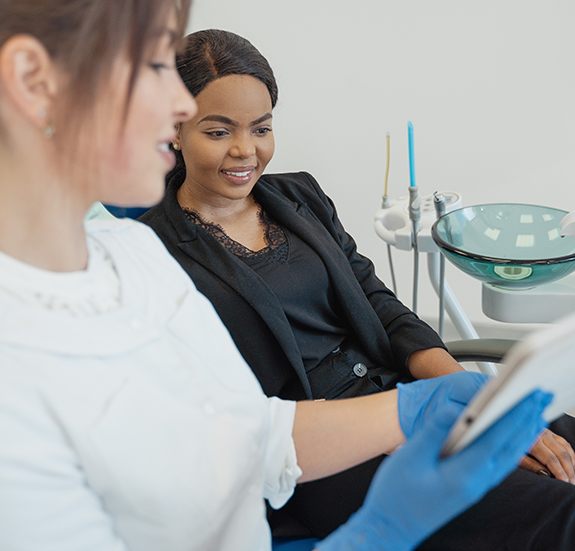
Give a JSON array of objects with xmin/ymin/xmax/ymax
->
[
  {"xmin": 317, "ymin": 389, "xmax": 552, "ymax": 551},
  {"xmin": 397, "ymin": 371, "xmax": 488, "ymax": 439}
]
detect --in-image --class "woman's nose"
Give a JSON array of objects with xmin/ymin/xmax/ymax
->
[
  {"xmin": 173, "ymin": 73, "xmax": 197, "ymax": 123},
  {"xmin": 229, "ymin": 135, "xmax": 256, "ymax": 158}
]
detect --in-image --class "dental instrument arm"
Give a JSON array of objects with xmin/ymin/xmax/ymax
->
[
  {"xmin": 409, "ymin": 184, "xmax": 421, "ymax": 313},
  {"xmin": 434, "ymin": 192, "xmax": 447, "ymax": 338},
  {"xmin": 407, "ymin": 121, "xmax": 420, "ymax": 313},
  {"xmin": 382, "ymin": 132, "xmax": 398, "ymax": 294}
]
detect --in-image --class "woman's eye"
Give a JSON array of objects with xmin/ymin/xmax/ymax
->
[
  {"xmin": 148, "ymin": 62, "xmax": 174, "ymax": 73},
  {"xmin": 254, "ymin": 127, "xmax": 272, "ymax": 136},
  {"xmin": 205, "ymin": 130, "xmax": 229, "ymax": 138}
]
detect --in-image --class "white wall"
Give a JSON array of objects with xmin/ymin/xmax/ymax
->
[{"xmin": 188, "ymin": 0, "xmax": 575, "ymax": 337}]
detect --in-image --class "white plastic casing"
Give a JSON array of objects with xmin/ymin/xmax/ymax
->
[{"xmin": 374, "ymin": 191, "xmax": 462, "ymax": 253}]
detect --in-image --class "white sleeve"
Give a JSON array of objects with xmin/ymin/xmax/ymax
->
[
  {"xmin": 262, "ymin": 397, "xmax": 303, "ymax": 509},
  {"xmin": 0, "ymin": 386, "xmax": 128, "ymax": 551}
]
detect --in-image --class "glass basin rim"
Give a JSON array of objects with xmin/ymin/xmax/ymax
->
[{"xmin": 431, "ymin": 203, "xmax": 575, "ymax": 265}]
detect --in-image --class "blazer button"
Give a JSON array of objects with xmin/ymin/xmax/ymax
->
[{"xmin": 353, "ymin": 362, "xmax": 368, "ymax": 377}]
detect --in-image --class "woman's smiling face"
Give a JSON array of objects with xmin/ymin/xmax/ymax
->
[
  {"xmin": 94, "ymin": 28, "xmax": 195, "ymax": 208},
  {"xmin": 177, "ymin": 74, "xmax": 275, "ymax": 204}
]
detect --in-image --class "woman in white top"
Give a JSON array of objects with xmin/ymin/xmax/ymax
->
[{"xmin": 0, "ymin": 1, "xmax": 550, "ymax": 550}]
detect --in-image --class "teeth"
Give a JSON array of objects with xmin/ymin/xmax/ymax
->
[
  {"xmin": 157, "ymin": 142, "xmax": 170, "ymax": 152},
  {"xmin": 224, "ymin": 170, "xmax": 251, "ymax": 177}
]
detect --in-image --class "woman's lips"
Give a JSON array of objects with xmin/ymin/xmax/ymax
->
[
  {"xmin": 157, "ymin": 142, "xmax": 176, "ymax": 170},
  {"xmin": 220, "ymin": 167, "xmax": 256, "ymax": 185},
  {"xmin": 160, "ymin": 150, "xmax": 176, "ymax": 169}
]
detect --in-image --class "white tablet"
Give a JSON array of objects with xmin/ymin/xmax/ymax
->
[{"xmin": 442, "ymin": 312, "xmax": 575, "ymax": 456}]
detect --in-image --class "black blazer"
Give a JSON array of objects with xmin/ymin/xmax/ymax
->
[{"xmin": 140, "ymin": 170, "xmax": 444, "ymax": 401}]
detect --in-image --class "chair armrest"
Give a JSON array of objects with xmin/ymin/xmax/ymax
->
[{"xmin": 445, "ymin": 339, "xmax": 517, "ymax": 364}]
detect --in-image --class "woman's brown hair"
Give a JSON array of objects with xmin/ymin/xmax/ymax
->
[{"xmin": 0, "ymin": 0, "xmax": 191, "ymax": 138}]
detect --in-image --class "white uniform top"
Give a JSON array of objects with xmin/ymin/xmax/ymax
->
[{"xmin": 0, "ymin": 219, "xmax": 300, "ymax": 551}]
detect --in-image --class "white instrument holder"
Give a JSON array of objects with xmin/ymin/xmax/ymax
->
[
  {"xmin": 374, "ymin": 191, "xmax": 462, "ymax": 253},
  {"xmin": 374, "ymin": 192, "xmax": 499, "ymax": 375}
]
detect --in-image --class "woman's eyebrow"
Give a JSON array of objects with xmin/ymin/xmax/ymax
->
[
  {"xmin": 250, "ymin": 113, "xmax": 273, "ymax": 126},
  {"xmin": 197, "ymin": 113, "xmax": 273, "ymax": 126},
  {"xmin": 151, "ymin": 27, "xmax": 179, "ymax": 46},
  {"xmin": 166, "ymin": 29, "xmax": 179, "ymax": 45},
  {"xmin": 198, "ymin": 115, "xmax": 238, "ymax": 126}
]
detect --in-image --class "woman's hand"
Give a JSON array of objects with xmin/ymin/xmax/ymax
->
[
  {"xmin": 397, "ymin": 371, "xmax": 488, "ymax": 439},
  {"xmin": 520, "ymin": 428, "xmax": 575, "ymax": 483},
  {"xmin": 317, "ymin": 390, "xmax": 552, "ymax": 551}
]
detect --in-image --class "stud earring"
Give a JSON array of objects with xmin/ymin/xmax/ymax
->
[
  {"xmin": 38, "ymin": 108, "xmax": 55, "ymax": 139},
  {"xmin": 44, "ymin": 124, "xmax": 55, "ymax": 139},
  {"xmin": 172, "ymin": 142, "xmax": 181, "ymax": 151}
]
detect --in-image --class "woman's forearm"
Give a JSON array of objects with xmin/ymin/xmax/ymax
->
[
  {"xmin": 408, "ymin": 347, "xmax": 463, "ymax": 379},
  {"xmin": 292, "ymin": 349, "xmax": 462, "ymax": 483},
  {"xmin": 293, "ymin": 390, "xmax": 403, "ymax": 483}
]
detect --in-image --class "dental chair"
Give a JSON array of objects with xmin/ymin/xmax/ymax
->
[
  {"xmin": 85, "ymin": 202, "xmax": 148, "ymax": 221},
  {"xmin": 103, "ymin": 205, "xmax": 149, "ymax": 218}
]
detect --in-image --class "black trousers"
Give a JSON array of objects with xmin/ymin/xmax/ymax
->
[
  {"xmin": 270, "ymin": 414, "xmax": 575, "ymax": 550},
  {"xmin": 419, "ymin": 414, "xmax": 575, "ymax": 550}
]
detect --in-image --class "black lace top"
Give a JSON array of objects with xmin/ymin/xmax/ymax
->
[
  {"xmin": 181, "ymin": 204, "xmax": 348, "ymax": 370},
  {"xmin": 182, "ymin": 206, "xmax": 289, "ymax": 265}
]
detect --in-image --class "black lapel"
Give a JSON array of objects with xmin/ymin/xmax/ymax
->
[
  {"xmin": 253, "ymin": 180, "xmax": 391, "ymax": 357},
  {"xmin": 255, "ymin": 187, "xmax": 340, "ymax": 260},
  {"xmin": 254, "ymin": 183, "xmax": 372, "ymax": 310},
  {"xmin": 163, "ymin": 176, "xmax": 313, "ymax": 398}
]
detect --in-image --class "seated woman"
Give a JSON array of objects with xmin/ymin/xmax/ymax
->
[{"xmin": 140, "ymin": 29, "xmax": 575, "ymax": 549}]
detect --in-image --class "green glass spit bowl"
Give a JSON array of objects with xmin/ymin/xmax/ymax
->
[{"xmin": 431, "ymin": 203, "xmax": 575, "ymax": 289}]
